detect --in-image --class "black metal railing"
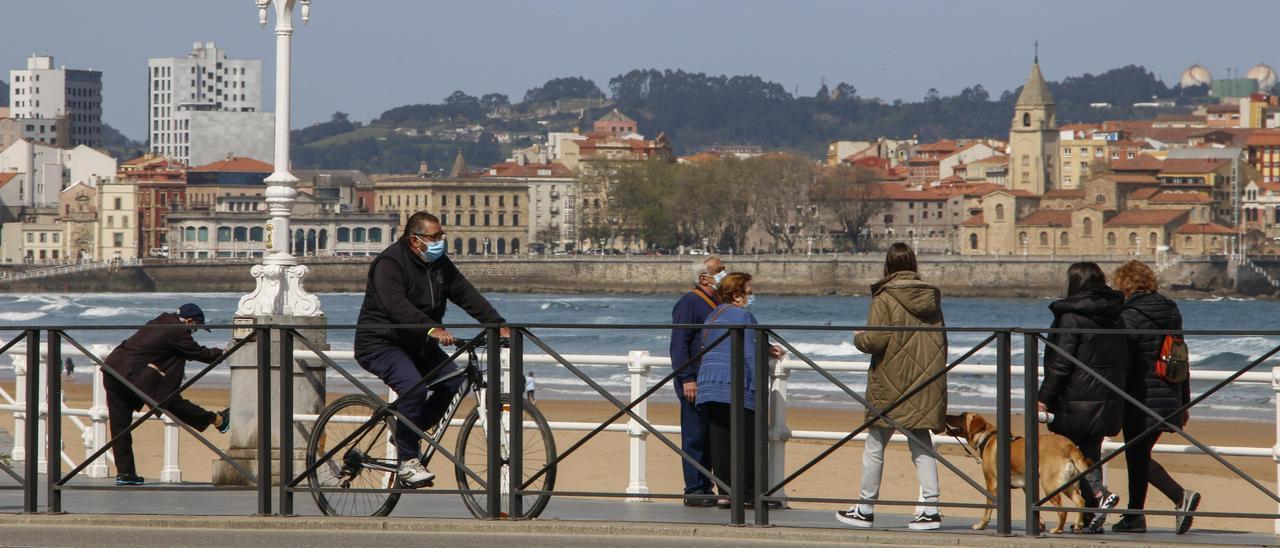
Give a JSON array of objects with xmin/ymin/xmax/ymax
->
[{"xmin": 0, "ymin": 322, "xmax": 1276, "ymax": 540}]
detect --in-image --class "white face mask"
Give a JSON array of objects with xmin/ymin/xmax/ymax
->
[{"xmin": 711, "ymin": 270, "xmax": 728, "ymax": 287}]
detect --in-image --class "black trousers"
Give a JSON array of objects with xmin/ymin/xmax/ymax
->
[
  {"xmin": 105, "ymin": 374, "xmax": 216, "ymax": 477},
  {"xmin": 703, "ymin": 402, "xmax": 754, "ymax": 498},
  {"xmin": 1063, "ymin": 432, "xmax": 1104, "ymax": 508},
  {"xmin": 1123, "ymin": 423, "xmax": 1185, "ymax": 510}
]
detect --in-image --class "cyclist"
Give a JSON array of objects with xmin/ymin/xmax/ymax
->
[{"xmin": 355, "ymin": 211, "xmax": 509, "ymax": 487}]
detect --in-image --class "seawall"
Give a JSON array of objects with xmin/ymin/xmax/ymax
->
[{"xmin": 0, "ymin": 255, "xmax": 1250, "ymax": 298}]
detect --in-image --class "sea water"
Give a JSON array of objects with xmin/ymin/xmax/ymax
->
[{"xmin": 0, "ymin": 291, "xmax": 1275, "ymax": 421}]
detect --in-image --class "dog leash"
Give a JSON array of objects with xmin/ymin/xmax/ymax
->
[{"xmin": 949, "ymin": 432, "xmax": 984, "ymax": 465}]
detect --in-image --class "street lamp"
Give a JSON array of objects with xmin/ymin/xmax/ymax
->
[{"xmin": 237, "ymin": 0, "xmax": 321, "ymax": 318}]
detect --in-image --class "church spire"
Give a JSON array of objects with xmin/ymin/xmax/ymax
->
[{"xmin": 1016, "ymin": 54, "xmax": 1054, "ymax": 107}]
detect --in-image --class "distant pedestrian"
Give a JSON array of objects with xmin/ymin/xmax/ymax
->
[
  {"xmin": 696, "ymin": 272, "xmax": 784, "ymax": 508},
  {"xmin": 669, "ymin": 256, "xmax": 725, "ymax": 507},
  {"xmin": 1037, "ymin": 262, "xmax": 1128, "ymax": 533},
  {"xmin": 102, "ymin": 303, "xmax": 229, "ymax": 486},
  {"xmin": 64, "ymin": 357, "xmax": 74, "ymax": 378},
  {"xmin": 1111, "ymin": 260, "xmax": 1200, "ymax": 535},
  {"xmin": 837, "ymin": 243, "xmax": 947, "ymax": 531},
  {"xmin": 525, "ymin": 372, "xmax": 536, "ymax": 404}
]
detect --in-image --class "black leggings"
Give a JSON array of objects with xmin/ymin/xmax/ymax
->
[
  {"xmin": 1064, "ymin": 433, "xmax": 1104, "ymax": 508},
  {"xmin": 1123, "ymin": 423, "xmax": 1185, "ymax": 510},
  {"xmin": 703, "ymin": 402, "xmax": 754, "ymax": 498},
  {"xmin": 105, "ymin": 375, "xmax": 217, "ymax": 477}
]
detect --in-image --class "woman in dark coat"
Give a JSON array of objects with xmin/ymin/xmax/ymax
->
[
  {"xmin": 1037, "ymin": 262, "xmax": 1128, "ymax": 533},
  {"xmin": 1111, "ymin": 260, "xmax": 1199, "ymax": 535}
]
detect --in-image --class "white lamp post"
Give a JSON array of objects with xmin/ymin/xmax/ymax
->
[{"xmin": 237, "ymin": 0, "xmax": 321, "ymax": 318}]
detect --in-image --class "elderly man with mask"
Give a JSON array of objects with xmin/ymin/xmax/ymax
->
[
  {"xmin": 668, "ymin": 255, "xmax": 725, "ymax": 506},
  {"xmin": 355, "ymin": 211, "xmax": 509, "ymax": 487}
]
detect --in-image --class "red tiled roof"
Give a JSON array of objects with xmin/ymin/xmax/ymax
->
[
  {"xmin": 0, "ymin": 172, "xmax": 18, "ymax": 188},
  {"xmin": 1177, "ymin": 223, "xmax": 1236, "ymax": 235},
  {"xmin": 1005, "ymin": 189, "xmax": 1036, "ymax": 197},
  {"xmin": 1102, "ymin": 173, "xmax": 1160, "ymax": 185},
  {"xmin": 1159, "ymin": 158, "xmax": 1230, "ymax": 174},
  {"xmin": 1017, "ymin": 209, "xmax": 1073, "ymax": 227},
  {"xmin": 1149, "ymin": 190, "xmax": 1212, "ymax": 204},
  {"xmin": 1127, "ymin": 188, "xmax": 1161, "ymax": 200},
  {"xmin": 959, "ymin": 213, "xmax": 985, "ymax": 226},
  {"xmin": 188, "ymin": 157, "xmax": 273, "ymax": 173},
  {"xmin": 485, "ymin": 161, "xmax": 574, "ymax": 178},
  {"xmin": 1043, "ymin": 189, "xmax": 1085, "ymax": 199},
  {"xmin": 1105, "ymin": 208, "xmax": 1190, "ymax": 227},
  {"xmin": 967, "ymin": 155, "xmax": 1008, "ymax": 166},
  {"xmin": 1206, "ymin": 103, "xmax": 1240, "ymax": 114},
  {"xmin": 915, "ymin": 140, "xmax": 958, "ymax": 152},
  {"xmin": 1247, "ymin": 130, "xmax": 1280, "ymax": 146},
  {"xmin": 1109, "ymin": 155, "xmax": 1164, "ymax": 172}
]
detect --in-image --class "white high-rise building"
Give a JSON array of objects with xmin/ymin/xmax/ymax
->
[
  {"xmin": 8, "ymin": 54, "xmax": 104, "ymax": 148},
  {"xmin": 148, "ymin": 42, "xmax": 272, "ymax": 166}
]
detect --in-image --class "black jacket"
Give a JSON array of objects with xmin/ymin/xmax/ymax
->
[
  {"xmin": 354, "ymin": 240, "xmax": 504, "ymax": 360},
  {"xmin": 1116, "ymin": 291, "xmax": 1190, "ymax": 433},
  {"xmin": 1039, "ymin": 286, "xmax": 1131, "ymax": 438},
  {"xmin": 103, "ymin": 312, "xmax": 224, "ymax": 410}
]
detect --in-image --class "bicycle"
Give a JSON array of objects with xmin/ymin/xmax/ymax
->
[{"xmin": 304, "ymin": 334, "xmax": 557, "ymax": 518}]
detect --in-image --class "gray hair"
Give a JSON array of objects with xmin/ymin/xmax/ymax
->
[{"xmin": 691, "ymin": 255, "xmax": 723, "ymax": 282}]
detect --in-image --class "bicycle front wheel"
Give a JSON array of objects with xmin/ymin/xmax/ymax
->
[
  {"xmin": 455, "ymin": 396, "xmax": 557, "ymax": 519},
  {"xmin": 306, "ymin": 394, "xmax": 402, "ymax": 516}
]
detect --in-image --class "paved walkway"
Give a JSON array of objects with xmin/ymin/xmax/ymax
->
[{"xmin": 0, "ymin": 479, "xmax": 1274, "ymax": 547}]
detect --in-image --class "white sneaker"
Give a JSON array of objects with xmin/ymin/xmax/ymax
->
[{"xmin": 398, "ymin": 459, "xmax": 435, "ymax": 487}]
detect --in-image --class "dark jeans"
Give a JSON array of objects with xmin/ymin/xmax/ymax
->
[
  {"xmin": 357, "ymin": 345, "xmax": 463, "ymax": 461},
  {"xmin": 1064, "ymin": 432, "xmax": 1105, "ymax": 508},
  {"xmin": 1123, "ymin": 423, "xmax": 1185, "ymax": 510},
  {"xmin": 676, "ymin": 380, "xmax": 712, "ymax": 495},
  {"xmin": 105, "ymin": 374, "xmax": 216, "ymax": 477},
  {"xmin": 703, "ymin": 402, "xmax": 754, "ymax": 498}
]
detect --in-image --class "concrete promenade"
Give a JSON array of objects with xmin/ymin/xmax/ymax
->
[{"xmin": 0, "ymin": 479, "xmax": 1272, "ymax": 547}]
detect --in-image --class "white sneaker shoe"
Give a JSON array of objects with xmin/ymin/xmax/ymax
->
[{"xmin": 398, "ymin": 459, "xmax": 435, "ymax": 487}]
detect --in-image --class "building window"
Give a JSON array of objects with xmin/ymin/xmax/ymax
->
[
  {"xmin": 498, "ymin": 213, "xmax": 505, "ymax": 226},
  {"xmin": 514, "ymin": 195, "xmax": 520, "ymax": 206},
  {"xmin": 969, "ymin": 233, "xmax": 978, "ymax": 249},
  {"xmin": 52, "ymin": 233, "xmax": 59, "ymax": 243},
  {"xmin": 995, "ymin": 204, "xmax": 1005, "ymax": 221},
  {"xmin": 218, "ymin": 227, "xmax": 232, "ymax": 242},
  {"xmin": 1060, "ymin": 232, "xmax": 1069, "ymax": 246},
  {"xmin": 470, "ymin": 195, "xmax": 476, "ymax": 207},
  {"xmin": 1022, "ymin": 113, "xmax": 1031, "ymax": 127},
  {"xmin": 369, "ymin": 228, "xmax": 383, "ymax": 242},
  {"xmin": 337, "ymin": 228, "xmax": 350, "ymax": 242},
  {"xmin": 484, "ymin": 214, "xmax": 491, "ymax": 226},
  {"xmin": 250, "ymin": 227, "xmax": 264, "ymax": 242},
  {"xmin": 233, "ymin": 226, "xmax": 248, "ymax": 242},
  {"xmin": 455, "ymin": 213, "xmax": 462, "ymax": 226},
  {"xmin": 469, "ymin": 213, "xmax": 476, "ymax": 226},
  {"xmin": 467, "ymin": 238, "xmax": 478, "ymax": 255},
  {"xmin": 198, "ymin": 227, "xmax": 209, "ymax": 242},
  {"xmin": 114, "ymin": 197, "xmax": 122, "ymax": 210},
  {"xmin": 1039, "ymin": 232, "xmax": 1049, "ymax": 246},
  {"xmin": 114, "ymin": 233, "xmax": 124, "ymax": 247},
  {"xmin": 498, "ymin": 195, "xmax": 504, "ymax": 207},
  {"xmin": 454, "ymin": 238, "xmax": 462, "ymax": 254},
  {"xmin": 513, "ymin": 213, "xmax": 519, "ymax": 226},
  {"xmin": 1148, "ymin": 232, "xmax": 1158, "ymax": 248},
  {"xmin": 441, "ymin": 195, "xmax": 447, "ymax": 207},
  {"xmin": 353, "ymin": 228, "xmax": 366, "ymax": 242},
  {"xmin": 1082, "ymin": 217, "xmax": 1093, "ymax": 237}
]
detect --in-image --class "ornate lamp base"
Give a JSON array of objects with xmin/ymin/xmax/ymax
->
[{"xmin": 236, "ymin": 263, "xmax": 322, "ymax": 317}]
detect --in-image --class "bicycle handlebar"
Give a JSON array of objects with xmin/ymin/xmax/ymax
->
[{"xmin": 452, "ymin": 336, "xmax": 510, "ymax": 349}]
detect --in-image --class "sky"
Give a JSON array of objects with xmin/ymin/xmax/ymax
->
[{"xmin": 5, "ymin": 0, "xmax": 1280, "ymax": 141}]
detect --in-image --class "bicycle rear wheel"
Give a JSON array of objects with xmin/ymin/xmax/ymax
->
[
  {"xmin": 455, "ymin": 396, "xmax": 557, "ymax": 519},
  {"xmin": 306, "ymin": 394, "xmax": 402, "ymax": 516}
]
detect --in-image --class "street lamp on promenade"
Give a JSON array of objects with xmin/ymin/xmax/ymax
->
[{"xmin": 236, "ymin": 0, "xmax": 321, "ymax": 318}]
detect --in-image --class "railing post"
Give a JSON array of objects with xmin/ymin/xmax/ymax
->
[
  {"xmin": 278, "ymin": 327, "xmax": 294, "ymax": 515},
  {"xmin": 1272, "ymin": 364, "xmax": 1280, "ymax": 535},
  {"xmin": 46, "ymin": 330, "xmax": 62, "ymax": 513},
  {"xmin": 485, "ymin": 326, "xmax": 503, "ymax": 519},
  {"xmin": 625, "ymin": 350, "xmax": 651, "ymax": 502},
  {"xmin": 996, "ymin": 330, "xmax": 1012, "ymax": 535},
  {"xmin": 87, "ymin": 347, "xmax": 109, "ymax": 478},
  {"xmin": 22, "ymin": 329, "xmax": 39, "ymax": 513},
  {"xmin": 753, "ymin": 328, "xmax": 770, "ymax": 526},
  {"xmin": 769, "ymin": 356, "xmax": 790, "ymax": 509},
  {"xmin": 159, "ymin": 414, "xmax": 181, "ymax": 483},
  {"xmin": 729, "ymin": 327, "xmax": 745, "ymax": 526},
  {"xmin": 508, "ymin": 328, "xmax": 525, "ymax": 518},
  {"xmin": 12, "ymin": 354, "xmax": 27, "ymax": 464},
  {"xmin": 1023, "ymin": 332, "xmax": 1041, "ymax": 537},
  {"xmin": 255, "ymin": 326, "xmax": 272, "ymax": 516}
]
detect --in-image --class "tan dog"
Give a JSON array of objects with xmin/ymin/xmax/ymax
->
[{"xmin": 945, "ymin": 412, "xmax": 1092, "ymax": 534}]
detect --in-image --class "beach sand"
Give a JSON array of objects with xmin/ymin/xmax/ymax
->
[{"xmin": 6, "ymin": 377, "xmax": 1278, "ymax": 534}]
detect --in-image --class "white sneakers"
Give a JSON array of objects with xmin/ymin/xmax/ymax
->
[{"xmin": 398, "ymin": 459, "xmax": 436, "ymax": 487}]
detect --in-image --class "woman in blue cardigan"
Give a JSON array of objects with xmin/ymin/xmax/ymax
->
[{"xmin": 696, "ymin": 272, "xmax": 783, "ymax": 506}]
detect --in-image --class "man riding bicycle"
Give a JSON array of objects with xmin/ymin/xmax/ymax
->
[{"xmin": 355, "ymin": 211, "xmax": 509, "ymax": 487}]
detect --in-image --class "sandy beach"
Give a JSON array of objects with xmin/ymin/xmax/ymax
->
[{"xmin": 5, "ymin": 378, "xmax": 1278, "ymax": 534}]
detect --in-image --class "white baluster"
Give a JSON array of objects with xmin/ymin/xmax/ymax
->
[
  {"xmin": 1272, "ymin": 364, "xmax": 1280, "ymax": 535},
  {"xmin": 88, "ymin": 352, "xmax": 110, "ymax": 476},
  {"xmin": 160, "ymin": 413, "xmax": 181, "ymax": 483},
  {"xmin": 11, "ymin": 354, "xmax": 25, "ymax": 463},
  {"xmin": 36, "ymin": 353, "xmax": 47, "ymax": 473},
  {"xmin": 625, "ymin": 351, "xmax": 651, "ymax": 502},
  {"xmin": 770, "ymin": 357, "xmax": 791, "ymax": 508}
]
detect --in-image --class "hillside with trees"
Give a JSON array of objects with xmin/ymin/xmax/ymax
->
[{"xmin": 291, "ymin": 65, "xmax": 1208, "ymax": 173}]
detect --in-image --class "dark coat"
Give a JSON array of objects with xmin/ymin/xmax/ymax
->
[
  {"xmin": 1116, "ymin": 291, "xmax": 1190, "ymax": 433},
  {"xmin": 1039, "ymin": 286, "xmax": 1131, "ymax": 438},
  {"xmin": 354, "ymin": 240, "xmax": 504, "ymax": 361},
  {"xmin": 669, "ymin": 286, "xmax": 719, "ymax": 386},
  {"xmin": 103, "ymin": 312, "xmax": 223, "ymax": 410}
]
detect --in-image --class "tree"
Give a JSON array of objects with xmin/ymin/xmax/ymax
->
[
  {"xmin": 535, "ymin": 226, "xmax": 560, "ymax": 250},
  {"xmin": 522, "ymin": 77, "xmax": 605, "ymax": 105},
  {"xmin": 748, "ymin": 154, "xmax": 821, "ymax": 252},
  {"xmin": 816, "ymin": 165, "xmax": 889, "ymax": 251}
]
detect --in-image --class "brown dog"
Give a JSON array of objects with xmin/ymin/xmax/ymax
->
[{"xmin": 945, "ymin": 412, "xmax": 1092, "ymax": 534}]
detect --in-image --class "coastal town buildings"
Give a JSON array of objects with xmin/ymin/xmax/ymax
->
[
  {"xmin": 0, "ymin": 140, "xmax": 117, "ymax": 207},
  {"xmin": 8, "ymin": 54, "xmax": 103, "ymax": 147},
  {"xmin": 373, "ymin": 171, "xmax": 529, "ymax": 256}
]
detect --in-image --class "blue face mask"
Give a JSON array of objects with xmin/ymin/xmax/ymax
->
[
  {"xmin": 746, "ymin": 293, "xmax": 756, "ymax": 307},
  {"xmin": 418, "ymin": 237, "xmax": 446, "ymax": 262}
]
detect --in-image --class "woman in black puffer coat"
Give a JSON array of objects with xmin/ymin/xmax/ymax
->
[
  {"xmin": 1038, "ymin": 262, "xmax": 1129, "ymax": 533},
  {"xmin": 1111, "ymin": 260, "xmax": 1199, "ymax": 535}
]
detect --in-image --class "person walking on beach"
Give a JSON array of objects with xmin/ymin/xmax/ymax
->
[
  {"xmin": 1111, "ymin": 260, "xmax": 1200, "ymax": 535},
  {"xmin": 1037, "ymin": 262, "xmax": 1128, "ymax": 533},
  {"xmin": 64, "ymin": 357, "xmax": 74, "ymax": 378},
  {"xmin": 102, "ymin": 303, "xmax": 229, "ymax": 486},
  {"xmin": 669, "ymin": 256, "xmax": 725, "ymax": 507},
  {"xmin": 837, "ymin": 243, "xmax": 947, "ymax": 531},
  {"xmin": 695, "ymin": 272, "xmax": 784, "ymax": 508},
  {"xmin": 355, "ymin": 211, "xmax": 509, "ymax": 488},
  {"xmin": 525, "ymin": 371, "xmax": 536, "ymax": 404}
]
